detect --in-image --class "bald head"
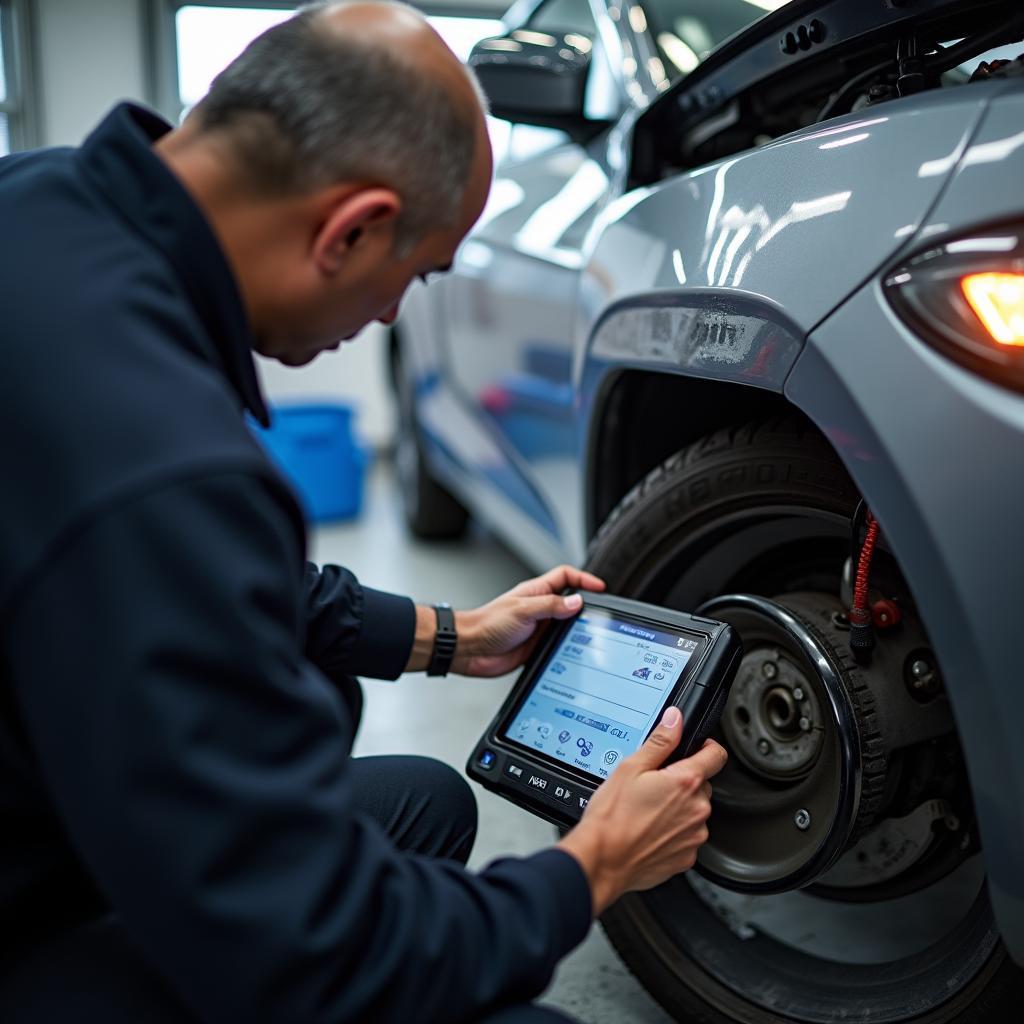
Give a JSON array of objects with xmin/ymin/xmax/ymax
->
[
  {"xmin": 314, "ymin": 2, "xmax": 482, "ymax": 103},
  {"xmin": 191, "ymin": 0, "xmax": 489, "ymax": 247}
]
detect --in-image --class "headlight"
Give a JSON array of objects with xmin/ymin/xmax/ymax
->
[
  {"xmin": 884, "ymin": 224, "xmax": 1024, "ymax": 392},
  {"xmin": 961, "ymin": 273, "xmax": 1024, "ymax": 346}
]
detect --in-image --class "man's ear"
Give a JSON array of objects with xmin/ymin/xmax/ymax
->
[{"xmin": 313, "ymin": 186, "xmax": 402, "ymax": 275}]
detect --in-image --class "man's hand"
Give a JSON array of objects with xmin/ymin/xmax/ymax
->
[
  {"xmin": 406, "ymin": 565, "xmax": 605, "ymax": 675},
  {"xmin": 452, "ymin": 565, "xmax": 606, "ymax": 676},
  {"xmin": 557, "ymin": 707, "xmax": 728, "ymax": 916}
]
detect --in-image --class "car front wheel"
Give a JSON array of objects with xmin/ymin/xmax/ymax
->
[{"xmin": 586, "ymin": 418, "xmax": 1023, "ymax": 1023}]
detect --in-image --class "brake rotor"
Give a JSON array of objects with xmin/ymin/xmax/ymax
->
[{"xmin": 694, "ymin": 592, "xmax": 887, "ymax": 893}]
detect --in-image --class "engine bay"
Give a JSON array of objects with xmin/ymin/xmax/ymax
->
[{"xmin": 630, "ymin": 0, "xmax": 1024, "ymax": 187}]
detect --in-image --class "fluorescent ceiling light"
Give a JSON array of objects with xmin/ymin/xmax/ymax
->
[
  {"xmin": 628, "ymin": 5, "xmax": 648, "ymax": 33},
  {"xmin": 658, "ymin": 32, "xmax": 699, "ymax": 73},
  {"xmin": 511, "ymin": 29, "xmax": 557, "ymax": 46}
]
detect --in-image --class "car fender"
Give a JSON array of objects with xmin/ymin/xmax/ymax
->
[
  {"xmin": 575, "ymin": 82, "xmax": 998, "ymax": 556},
  {"xmin": 784, "ymin": 86, "xmax": 1024, "ymax": 963}
]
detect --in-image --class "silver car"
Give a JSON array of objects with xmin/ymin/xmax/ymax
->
[{"xmin": 392, "ymin": 0, "xmax": 1024, "ymax": 1020}]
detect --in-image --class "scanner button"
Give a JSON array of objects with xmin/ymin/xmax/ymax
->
[
  {"xmin": 505, "ymin": 761, "xmax": 527, "ymax": 782},
  {"xmin": 477, "ymin": 750, "xmax": 496, "ymax": 771}
]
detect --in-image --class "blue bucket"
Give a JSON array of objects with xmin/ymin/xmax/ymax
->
[{"xmin": 251, "ymin": 403, "xmax": 369, "ymax": 523}]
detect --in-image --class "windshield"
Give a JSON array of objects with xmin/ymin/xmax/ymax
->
[{"xmin": 639, "ymin": 0, "xmax": 794, "ymax": 82}]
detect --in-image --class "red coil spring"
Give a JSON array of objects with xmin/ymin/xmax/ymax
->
[{"xmin": 851, "ymin": 512, "xmax": 880, "ymax": 621}]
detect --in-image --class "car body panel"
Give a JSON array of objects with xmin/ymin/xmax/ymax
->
[
  {"xmin": 577, "ymin": 84, "xmax": 994, "ymax": 334},
  {"xmin": 571, "ymin": 85, "xmax": 993, "ymax": 555},
  {"xmin": 439, "ymin": 136, "xmax": 613, "ymax": 551},
  {"xmin": 915, "ymin": 84, "xmax": 1024, "ymax": 239}
]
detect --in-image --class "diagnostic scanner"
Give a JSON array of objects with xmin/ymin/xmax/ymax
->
[{"xmin": 467, "ymin": 593, "xmax": 742, "ymax": 827}]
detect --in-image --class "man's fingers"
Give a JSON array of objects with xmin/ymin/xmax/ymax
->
[
  {"xmin": 627, "ymin": 707, "xmax": 684, "ymax": 772},
  {"xmin": 559, "ymin": 566, "xmax": 606, "ymax": 592},
  {"xmin": 520, "ymin": 592, "xmax": 583, "ymax": 621},
  {"xmin": 539, "ymin": 564, "xmax": 607, "ymax": 594},
  {"xmin": 511, "ymin": 565, "xmax": 606, "ymax": 600},
  {"xmin": 665, "ymin": 739, "xmax": 729, "ymax": 783}
]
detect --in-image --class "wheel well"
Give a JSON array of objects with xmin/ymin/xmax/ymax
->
[{"xmin": 587, "ymin": 371, "xmax": 801, "ymax": 537}]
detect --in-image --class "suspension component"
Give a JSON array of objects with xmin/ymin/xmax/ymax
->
[{"xmin": 849, "ymin": 511, "xmax": 880, "ymax": 662}]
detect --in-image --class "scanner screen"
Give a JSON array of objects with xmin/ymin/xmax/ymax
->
[{"xmin": 502, "ymin": 609, "xmax": 702, "ymax": 781}]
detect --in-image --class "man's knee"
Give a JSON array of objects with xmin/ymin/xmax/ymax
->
[
  {"xmin": 349, "ymin": 754, "xmax": 478, "ymax": 862},
  {"xmin": 401, "ymin": 756, "xmax": 478, "ymax": 862},
  {"xmin": 415, "ymin": 756, "xmax": 477, "ymax": 834}
]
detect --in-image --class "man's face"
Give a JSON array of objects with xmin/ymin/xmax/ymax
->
[
  {"xmin": 261, "ymin": 126, "xmax": 493, "ymax": 367},
  {"xmin": 267, "ymin": 224, "xmax": 464, "ymax": 367}
]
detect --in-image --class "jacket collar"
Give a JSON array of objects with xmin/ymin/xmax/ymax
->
[{"xmin": 78, "ymin": 103, "xmax": 270, "ymax": 426}]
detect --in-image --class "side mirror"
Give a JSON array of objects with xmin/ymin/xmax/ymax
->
[{"xmin": 469, "ymin": 31, "xmax": 599, "ymax": 136}]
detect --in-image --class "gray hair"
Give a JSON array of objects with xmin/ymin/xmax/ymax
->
[{"xmin": 193, "ymin": 1, "xmax": 485, "ymax": 249}]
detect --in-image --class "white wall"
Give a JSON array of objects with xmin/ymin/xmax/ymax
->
[
  {"xmin": 34, "ymin": 0, "xmax": 147, "ymax": 148},
  {"xmin": 29, "ymin": 0, "xmax": 396, "ymax": 448}
]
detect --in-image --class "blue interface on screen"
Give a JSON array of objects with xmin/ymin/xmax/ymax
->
[{"xmin": 503, "ymin": 610, "xmax": 700, "ymax": 780}]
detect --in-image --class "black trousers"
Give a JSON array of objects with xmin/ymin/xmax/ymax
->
[{"xmin": 0, "ymin": 755, "xmax": 579, "ymax": 1024}]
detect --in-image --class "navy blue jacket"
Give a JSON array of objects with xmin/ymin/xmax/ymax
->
[{"xmin": 0, "ymin": 104, "xmax": 590, "ymax": 1022}]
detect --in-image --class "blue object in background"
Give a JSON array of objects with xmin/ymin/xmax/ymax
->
[{"xmin": 250, "ymin": 403, "xmax": 369, "ymax": 523}]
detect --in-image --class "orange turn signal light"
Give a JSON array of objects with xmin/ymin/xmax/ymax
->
[{"xmin": 961, "ymin": 272, "xmax": 1024, "ymax": 347}]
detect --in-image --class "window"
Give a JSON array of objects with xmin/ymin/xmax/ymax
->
[
  {"xmin": 174, "ymin": 5, "xmax": 293, "ymax": 113},
  {"xmin": 168, "ymin": 3, "xmax": 505, "ymax": 115},
  {"xmin": 0, "ymin": 0, "xmax": 33, "ymax": 155},
  {"xmin": 166, "ymin": 3, "xmax": 509, "ymax": 160},
  {"xmin": 642, "ymin": 0, "xmax": 781, "ymax": 83},
  {"xmin": 424, "ymin": 13, "xmax": 505, "ymax": 62}
]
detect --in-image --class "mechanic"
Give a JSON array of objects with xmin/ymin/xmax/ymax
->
[{"xmin": 0, "ymin": 3, "xmax": 727, "ymax": 1022}]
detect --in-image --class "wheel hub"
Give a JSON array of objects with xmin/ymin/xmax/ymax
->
[
  {"xmin": 724, "ymin": 647, "xmax": 825, "ymax": 779},
  {"xmin": 695, "ymin": 592, "xmax": 874, "ymax": 893}
]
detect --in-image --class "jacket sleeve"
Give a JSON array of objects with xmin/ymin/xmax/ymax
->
[
  {"xmin": 303, "ymin": 562, "xmax": 415, "ymax": 681},
  {"xmin": 5, "ymin": 466, "xmax": 592, "ymax": 1024}
]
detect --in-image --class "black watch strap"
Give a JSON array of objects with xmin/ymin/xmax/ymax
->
[{"xmin": 427, "ymin": 603, "xmax": 457, "ymax": 676}]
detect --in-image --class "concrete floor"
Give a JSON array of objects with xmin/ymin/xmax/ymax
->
[{"xmin": 311, "ymin": 462, "xmax": 671, "ymax": 1024}]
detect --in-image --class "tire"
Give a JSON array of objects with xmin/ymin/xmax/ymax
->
[
  {"xmin": 586, "ymin": 417, "xmax": 1023, "ymax": 1023},
  {"xmin": 393, "ymin": 349, "xmax": 469, "ymax": 540}
]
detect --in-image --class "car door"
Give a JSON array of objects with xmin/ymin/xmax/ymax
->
[{"xmin": 439, "ymin": 0, "xmax": 629, "ymax": 550}]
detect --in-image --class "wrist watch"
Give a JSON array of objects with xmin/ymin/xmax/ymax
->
[{"xmin": 427, "ymin": 602, "xmax": 457, "ymax": 676}]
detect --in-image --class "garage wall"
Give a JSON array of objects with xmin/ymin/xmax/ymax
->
[
  {"xmin": 28, "ymin": 0, "xmax": 397, "ymax": 449},
  {"xmin": 33, "ymin": 0, "xmax": 148, "ymax": 149}
]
